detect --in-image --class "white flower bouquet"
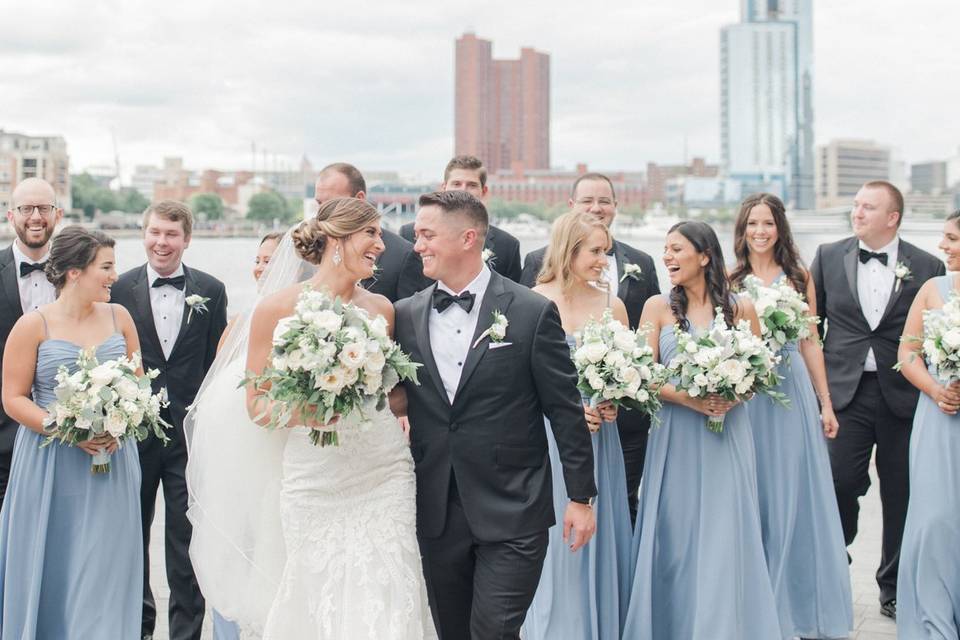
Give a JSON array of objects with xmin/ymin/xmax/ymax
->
[
  {"xmin": 913, "ymin": 291, "xmax": 960, "ymax": 382},
  {"xmin": 42, "ymin": 350, "xmax": 171, "ymax": 473},
  {"xmin": 738, "ymin": 274, "xmax": 819, "ymax": 353},
  {"xmin": 668, "ymin": 307, "xmax": 787, "ymax": 432},
  {"xmin": 572, "ymin": 310, "xmax": 668, "ymax": 421},
  {"xmin": 244, "ymin": 287, "xmax": 421, "ymax": 446}
]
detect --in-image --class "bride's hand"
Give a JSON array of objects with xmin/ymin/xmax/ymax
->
[{"xmin": 292, "ymin": 405, "xmax": 339, "ymax": 430}]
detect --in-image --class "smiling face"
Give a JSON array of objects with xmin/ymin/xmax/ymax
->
[
  {"xmin": 570, "ymin": 227, "xmax": 610, "ymax": 284},
  {"xmin": 70, "ymin": 247, "xmax": 118, "ymax": 303},
  {"xmin": 744, "ymin": 203, "xmax": 779, "ymax": 257},
  {"xmin": 414, "ymin": 204, "xmax": 480, "ymax": 284},
  {"xmin": 253, "ymin": 237, "xmax": 279, "ymax": 281},
  {"xmin": 336, "ymin": 219, "xmax": 385, "ymax": 280},
  {"xmin": 663, "ymin": 230, "xmax": 709, "ymax": 287},
  {"xmin": 144, "ymin": 213, "xmax": 190, "ymax": 276},
  {"xmin": 851, "ymin": 185, "xmax": 900, "ymax": 248},
  {"xmin": 938, "ymin": 217, "xmax": 960, "ymax": 272},
  {"xmin": 442, "ymin": 168, "xmax": 487, "ymax": 200},
  {"xmin": 7, "ymin": 179, "xmax": 62, "ymax": 250},
  {"xmin": 570, "ymin": 178, "xmax": 617, "ymax": 227}
]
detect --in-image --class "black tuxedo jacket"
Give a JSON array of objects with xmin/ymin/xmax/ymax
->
[
  {"xmin": 0, "ymin": 247, "xmax": 25, "ymax": 454},
  {"xmin": 520, "ymin": 239, "xmax": 661, "ymax": 330},
  {"xmin": 111, "ymin": 264, "xmax": 228, "ymax": 438},
  {"xmin": 362, "ymin": 228, "xmax": 428, "ymax": 303},
  {"xmin": 811, "ymin": 236, "xmax": 944, "ymax": 418},
  {"xmin": 394, "ymin": 272, "xmax": 596, "ymax": 541},
  {"xmin": 400, "ymin": 222, "xmax": 523, "ymax": 283}
]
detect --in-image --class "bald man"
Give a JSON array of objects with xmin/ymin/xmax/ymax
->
[{"xmin": 0, "ymin": 178, "xmax": 63, "ymax": 506}]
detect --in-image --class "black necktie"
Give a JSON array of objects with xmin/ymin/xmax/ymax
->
[
  {"xmin": 432, "ymin": 289, "xmax": 476, "ymax": 313},
  {"xmin": 152, "ymin": 275, "xmax": 186, "ymax": 290},
  {"xmin": 19, "ymin": 261, "xmax": 46, "ymax": 278},
  {"xmin": 858, "ymin": 249, "xmax": 888, "ymax": 266}
]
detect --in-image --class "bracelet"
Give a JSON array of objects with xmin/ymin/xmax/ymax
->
[{"xmin": 815, "ymin": 391, "xmax": 831, "ymax": 402}]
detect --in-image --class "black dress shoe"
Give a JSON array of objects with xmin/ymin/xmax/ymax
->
[{"xmin": 880, "ymin": 600, "xmax": 897, "ymax": 620}]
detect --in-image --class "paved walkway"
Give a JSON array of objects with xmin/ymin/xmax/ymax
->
[{"xmin": 148, "ymin": 463, "xmax": 898, "ymax": 639}]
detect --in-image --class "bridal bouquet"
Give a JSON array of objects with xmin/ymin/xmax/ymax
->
[
  {"xmin": 913, "ymin": 291, "xmax": 960, "ymax": 382},
  {"xmin": 244, "ymin": 287, "xmax": 420, "ymax": 446},
  {"xmin": 668, "ymin": 308, "xmax": 787, "ymax": 432},
  {"xmin": 738, "ymin": 274, "xmax": 819, "ymax": 353},
  {"xmin": 572, "ymin": 310, "xmax": 668, "ymax": 421},
  {"xmin": 42, "ymin": 350, "xmax": 171, "ymax": 473}
]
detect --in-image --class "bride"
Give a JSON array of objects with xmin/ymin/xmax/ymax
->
[{"xmin": 185, "ymin": 197, "xmax": 437, "ymax": 639}]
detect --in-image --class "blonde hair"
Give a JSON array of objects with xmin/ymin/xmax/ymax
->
[
  {"xmin": 537, "ymin": 211, "xmax": 612, "ymax": 291},
  {"xmin": 291, "ymin": 197, "xmax": 380, "ymax": 265}
]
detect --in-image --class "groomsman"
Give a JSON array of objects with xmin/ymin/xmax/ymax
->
[
  {"xmin": 111, "ymin": 201, "xmax": 227, "ymax": 640},
  {"xmin": 315, "ymin": 162, "xmax": 427, "ymax": 301},
  {"xmin": 399, "ymin": 155, "xmax": 523, "ymax": 282},
  {"xmin": 811, "ymin": 180, "xmax": 944, "ymax": 620},
  {"xmin": 521, "ymin": 173, "xmax": 660, "ymax": 523},
  {"xmin": 0, "ymin": 178, "xmax": 62, "ymax": 508},
  {"xmin": 395, "ymin": 190, "xmax": 596, "ymax": 639}
]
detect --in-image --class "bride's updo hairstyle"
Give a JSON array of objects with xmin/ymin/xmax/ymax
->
[
  {"xmin": 292, "ymin": 197, "xmax": 380, "ymax": 266},
  {"xmin": 537, "ymin": 211, "xmax": 611, "ymax": 291},
  {"xmin": 45, "ymin": 225, "xmax": 116, "ymax": 294}
]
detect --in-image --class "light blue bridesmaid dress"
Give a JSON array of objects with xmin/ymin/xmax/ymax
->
[
  {"xmin": 622, "ymin": 323, "xmax": 781, "ymax": 640},
  {"xmin": 0, "ymin": 333, "xmax": 143, "ymax": 639},
  {"xmin": 746, "ymin": 275, "xmax": 853, "ymax": 639},
  {"xmin": 898, "ymin": 274, "xmax": 960, "ymax": 639},
  {"xmin": 523, "ymin": 335, "xmax": 633, "ymax": 640}
]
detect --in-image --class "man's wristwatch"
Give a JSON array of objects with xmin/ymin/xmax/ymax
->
[{"xmin": 570, "ymin": 496, "xmax": 595, "ymax": 507}]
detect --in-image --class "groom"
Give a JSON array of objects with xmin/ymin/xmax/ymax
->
[
  {"xmin": 112, "ymin": 200, "xmax": 228, "ymax": 640},
  {"xmin": 394, "ymin": 190, "xmax": 597, "ymax": 639}
]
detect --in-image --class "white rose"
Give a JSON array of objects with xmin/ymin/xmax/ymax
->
[
  {"xmin": 313, "ymin": 310, "xmax": 343, "ymax": 335},
  {"xmin": 339, "ymin": 342, "xmax": 367, "ymax": 370},
  {"xmin": 272, "ymin": 317, "xmax": 297, "ymax": 344},
  {"xmin": 717, "ymin": 359, "xmax": 747, "ymax": 385},
  {"xmin": 116, "ymin": 378, "xmax": 140, "ymax": 401},
  {"xmin": 684, "ymin": 341, "xmax": 698, "ymax": 354},
  {"xmin": 364, "ymin": 349, "xmax": 386, "ymax": 373},
  {"xmin": 89, "ymin": 363, "xmax": 122, "ymax": 387},
  {"xmin": 604, "ymin": 350, "xmax": 626, "ymax": 368},
  {"xmin": 286, "ymin": 349, "xmax": 307, "ymax": 371},
  {"xmin": 942, "ymin": 329, "xmax": 960, "ymax": 350},
  {"xmin": 619, "ymin": 366, "xmax": 640, "ymax": 387},
  {"xmin": 636, "ymin": 388, "xmax": 649, "ymax": 403},
  {"xmin": 363, "ymin": 371, "xmax": 383, "ymax": 393},
  {"xmin": 368, "ymin": 315, "xmax": 389, "ymax": 339},
  {"xmin": 579, "ymin": 340, "xmax": 608, "ymax": 364},
  {"xmin": 612, "ymin": 331, "xmax": 636, "ymax": 353},
  {"xmin": 316, "ymin": 368, "xmax": 345, "ymax": 393},
  {"xmin": 104, "ymin": 410, "xmax": 127, "ymax": 438}
]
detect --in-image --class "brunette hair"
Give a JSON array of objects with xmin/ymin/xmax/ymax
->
[
  {"xmin": 319, "ymin": 162, "xmax": 366, "ymax": 197},
  {"xmin": 417, "ymin": 190, "xmax": 489, "ymax": 240},
  {"xmin": 571, "ymin": 172, "xmax": 617, "ymax": 201},
  {"xmin": 45, "ymin": 226, "xmax": 116, "ymax": 293},
  {"xmin": 291, "ymin": 197, "xmax": 379, "ymax": 265},
  {"xmin": 667, "ymin": 220, "xmax": 736, "ymax": 331},
  {"xmin": 537, "ymin": 211, "xmax": 611, "ymax": 291},
  {"xmin": 143, "ymin": 200, "xmax": 193, "ymax": 237},
  {"xmin": 729, "ymin": 193, "xmax": 807, "ymax": 294},
  {"xmin": 443, "ymin": 155, "xmax": 487, "ymax": 188},
  {"xmin": 259, "ymin": 231, "xmax": 283, "ymax": 246}
]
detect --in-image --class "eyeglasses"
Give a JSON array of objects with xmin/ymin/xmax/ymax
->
[
  {"xmin": 15, "ymin": 204, "xmax": 56, "ymax": 216},
  {"xmin": 575, "ymin": 198, "xmax": 615, "ymax": 207}
]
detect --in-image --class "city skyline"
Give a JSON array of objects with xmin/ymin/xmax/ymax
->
[{"xmin": 2, "ymin": 0, "xmax": 957, "ymax": 181}]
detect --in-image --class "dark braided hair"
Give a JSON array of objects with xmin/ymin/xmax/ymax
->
[
  {"xmin": 668, "ymin": 220, "xmax": 736, "ymax": 331},
  {"xmin": 728, "ymin": 193, "xmax": 808, "ymax": 295}
]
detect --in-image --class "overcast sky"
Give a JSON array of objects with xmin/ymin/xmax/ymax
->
[{"xmin": 2, "ymin": 0, "xmax": 957, "ymax": 181}]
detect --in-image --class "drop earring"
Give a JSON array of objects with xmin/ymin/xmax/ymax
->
[{"xmin": 333, "ymin": 244, "xmax": 342, "ymax": 266}]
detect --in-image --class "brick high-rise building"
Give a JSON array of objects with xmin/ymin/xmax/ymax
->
[{"xmin": 455, "ymin": 32, "xmax": 550, "ymax": 174}]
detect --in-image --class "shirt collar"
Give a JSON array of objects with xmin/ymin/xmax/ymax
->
[
  {"xmin": 437, "ymin": 264, "xmax": 491, "ymax": 301},
  {"xmin": 12, "ymin": 241, "xmax": 49, "ymax": 267},
  {"xmin": 859, "ymin": 235, "xmax": 899, "ymax": 265},
  {"xmin": 146, "ymin": 263, "xmax": 185, "ymax": 287}
]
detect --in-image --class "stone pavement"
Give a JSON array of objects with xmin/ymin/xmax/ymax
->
[{"xmin": 147, "ymin": 463, "xmax": 898, "ymax": 639}]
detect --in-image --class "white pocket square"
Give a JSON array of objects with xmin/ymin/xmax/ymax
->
[{"xmin": 488, "ymin": 342, "xmax": 514, "ymax": 350}]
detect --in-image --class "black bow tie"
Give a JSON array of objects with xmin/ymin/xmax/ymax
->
[
  {"xmin": 859, "ymin": 249, "xmax": 888, "ymax": 266},
  {"xmin": 19, "ymin": 261, "xmax": 46, "ymax": 278},
  {"xmin": 432, "ymin": 288, "xmax": 476, "ymax": 314},
  {"xmin": 152, "ymin": 275, "xmax": 185, "ymax": 290}
]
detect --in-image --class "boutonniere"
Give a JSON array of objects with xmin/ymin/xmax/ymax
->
[
  {"xmin": 472, "ymin": 310, "xmax": 508, "ymax": 348},
  {"xmin": 481, "ymin": 248, "xmax": 496, "ymax": 265},
  {"xmin": 620, "ymin": 262, "xmax": 642, "ymax": 283},
  {"xmin": 894, "ymin": 261, "xmax": 912, "ymax": 292},
  {"xmin": 185, "ymin": 294, "xmax": 210, "ymax": 323}
]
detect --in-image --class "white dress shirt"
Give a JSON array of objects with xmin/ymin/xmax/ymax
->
[
  {"xmin": 429, "ymin": 265, "xmax": 492, "ymax": 403},
  {"xmin": 857, "ymin": 236, "xmax": 899, "ymax": 372},
  {"xmin": 147, "ymin": 264, "xmax": 185, "ymax": 359},
  {"xmin": 12, "ymin": 242, "xmax": 55, "ymax": 314},
  {"xmin": 600, "ymin": 248, "xmax": 621, "ymax": 295}
]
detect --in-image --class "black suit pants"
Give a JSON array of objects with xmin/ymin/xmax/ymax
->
[
  {"xmin": 140, "ymin": 425, "xmax": 204, "ymax": 640},
  {"xmin": 828, "ymin": 372, "xmax": 911, "ymax": 605},
  {"xmin": 418, "ymin": 477, "xmax": 548, "ymax": 640},
  {"xmin": 616, "ymin": 407, "xmax": 649, "ymax": 525},
  {"xmin": 0, "ymin": 448, "xmax": 11, "ymax": 511}
]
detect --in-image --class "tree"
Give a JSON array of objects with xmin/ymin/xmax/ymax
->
[
  {"xmin": 190, "ymin": 192, "xmax": 225, "ymax": 221},
  {"xmin": 70, "ymin": 172, "xmax": 100, "ymax": 219},
  {"xmin": 118, "ymin": 188, "xmax": 149, "ymax": 214},
  {"xmin": 246, "ymin": 191, "xmax": 292, "ymax": 223}
]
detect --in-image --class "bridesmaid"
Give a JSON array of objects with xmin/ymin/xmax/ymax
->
[
  {"xmin": 729, "ymin": 193, "xmax": 853, "ymax": 639},
  {"xmin": 896, "ymin": 209, "xmax": 960, "ymax": 638},
  {"xmin": 622, "ymin": 220, "xmax": 780, "ymax": 639},
  {"xmin": 0, "ymin": 227, "xmax": 143, "ymax": 637},
  {"xmin": 212, "ymin": 231, "xmax": 281, "ymax": 639},
  {"xmin": 524, "ymin": 211, "xmax": 633, "ymax": 640}
]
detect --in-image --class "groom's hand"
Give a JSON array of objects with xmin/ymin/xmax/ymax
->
[
  {"xmin": 397, "ymin": 416, "xmax": 411, "ymax": 441},
  {"xmin": 563, "ymin": 501, "xmax": 596, "ymax": 552}
]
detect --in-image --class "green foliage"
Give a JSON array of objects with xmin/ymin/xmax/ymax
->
[
  {"xmin": 190, "ymin": 192, "xmax": 225, "ymax": 221},
  {"xmin": 247, "ymin": 190, "xmax": 297, "ymax": 223},
  {"xmin": 70, "ymin": 172, "xmax": 153, "ymax": 219}
]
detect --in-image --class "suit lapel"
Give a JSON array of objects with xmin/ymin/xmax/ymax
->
[
  {"xmin": 613, "ymin": 240, "xmax": 630, "ymax": 302},
  {"xmin": 0, "ymin": 248, "xmax": 23, "ymax": 319},
  {"xmin": 130, "ymin": 265, "xmax": 164, "ymax": 358},
  {"xmin": 454, "ymin": 273, "xmax": 514, "ymax": 401},
  {"xmin": 411, "ymin": 284, "xmax": 449, "ymax": 407},
  {"xmin": 168, "ymin": 266, "xmax": 196, "ymax": 360},
  {"xmin": 880, "ymin": 239, "xmax": 911, "ymax": 323},
  {"xmin": 842, "ymin": 240, "xmax": 864, "ymax": 317}
]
